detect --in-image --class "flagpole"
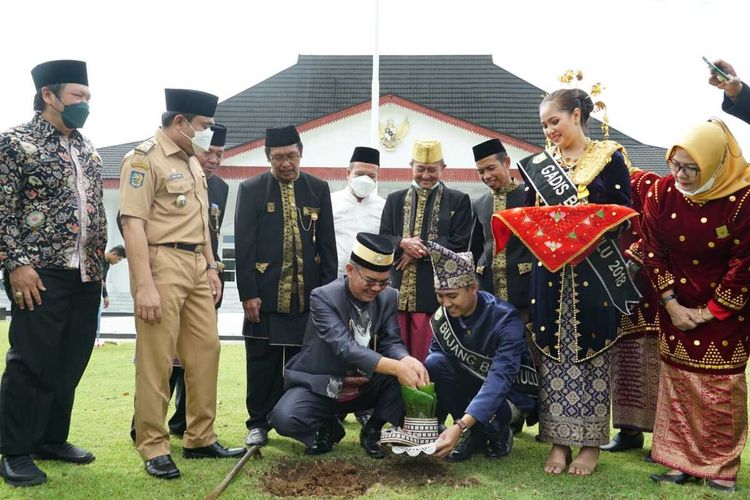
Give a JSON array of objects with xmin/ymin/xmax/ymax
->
[{"xmin": 370, "ymin": 0, "xmax": 380, "ymax": 149}]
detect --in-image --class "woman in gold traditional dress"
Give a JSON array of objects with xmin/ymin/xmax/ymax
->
[{"xmin": 525, "ymin": 89, "xmax": 632, "ymax": 475}]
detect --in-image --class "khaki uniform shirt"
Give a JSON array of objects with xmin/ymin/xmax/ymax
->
[{"xmin": 119, "ymin": 129, "xmax": 209, "ymax": 246}]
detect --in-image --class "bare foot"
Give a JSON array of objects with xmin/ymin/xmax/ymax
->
[
  {"xmin": 569, "ymin": 446, "xmax": 599, "ymax": 475},
  {"xmin": 544, "ymin": 444, "xmax": 571, "ymax": 474}
]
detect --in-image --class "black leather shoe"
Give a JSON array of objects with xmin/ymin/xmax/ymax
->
[
  {"xmin": 644, "ymin": 451, "xmax": 654, "ymax": 463},
  {"xmin": 305, "ymin": 418, "xmax": 346, "ymax": 455},
  {"xmin": 484, "ymin": 424, "xmax": 513, "ymax": 458},
  {"xmin": 601, "ymin": 431, "xmax": 644, "ymax": 452},
  {"xmin": 510, "ymin": 419, "xmax": 524, "ymax": 435},
  {"xmin": 34, "ymin": 442, "xmax": 95, "ymax": 464},
  {"xmin": 355, "ymin": 411, "xmax": 371, "ymax": 427},
  {"xmin": 650, "ymin": 472, "xmax": 693, "ymax": 485},
  {"xmin": 446, "ymin": 428, "xmax": 484, "ymax": 462},
  {"xmin": 360, "ymin": 425, "xmax": 385, "ymax": 459},
  {"xmin": 0, "ymin": 456, "xmax": 47, "ymax": 487},
  {"xmin": 130, "ymin": 416, "xmax": 137, "ymax": 442},
  {"xmin": 246, "ymin": 427, "xmax": 268, "ymax": 446},
  {"xmin": 169, "ymin": 426, "xmax": 186, "ymax": 437},
  {"xmin": 184, "ymin": 442, "xmax": 246, "ymax": 459},
  {"xmin": 707, "ymin": 480, "xmax": 737, "ymax": 493},
  {"xmin": 144, "ymin": 454, "xmax": 180, "ymax": 480}
]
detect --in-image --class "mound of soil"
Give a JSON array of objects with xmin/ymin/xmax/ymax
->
[{"xmin": 261, "ymin": 456, "xmax": 479, "ymax": 498}]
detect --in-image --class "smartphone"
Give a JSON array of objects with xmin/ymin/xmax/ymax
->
[{"xmin": 703, "ymin": 57, "xmax": 730, "ymax": 82}]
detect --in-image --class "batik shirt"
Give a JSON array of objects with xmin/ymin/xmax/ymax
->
[{"xmin": 0, "ymin": 112, "xmax": 107, "ymax": 282}]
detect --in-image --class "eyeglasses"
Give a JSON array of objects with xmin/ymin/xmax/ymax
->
[
  {"xmin": 269, "ymin": 153, "xmax": 301, "ymax": 164},
  {"xmin": 353, "ymin": 265, "xmax": 391, "ymax": 289},
  {"xmin": 667, "ymin": 158, "xmax": 700, "ymax": 178}
]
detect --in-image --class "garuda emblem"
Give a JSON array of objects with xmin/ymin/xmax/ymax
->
[{"xmin": 379, "ymin": 117, "xmax": 410, "ymax": 151}]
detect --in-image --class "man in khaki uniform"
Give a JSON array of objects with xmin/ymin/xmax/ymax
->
[{"xmin": 119, "ymin": 89, "xmax": 243, "ymax": 480}]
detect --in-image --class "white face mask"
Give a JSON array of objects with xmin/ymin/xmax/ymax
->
[
  {"xmin": 181, "ymin": 121, "xmax": 214, "ymax": 154},
  {"xmin": 349, "ymin": 174, "xmax": 376, "ymax": 198},
  {"xmin": 675, "ymin": 174, "xmax": 715, "ymax": 197}
]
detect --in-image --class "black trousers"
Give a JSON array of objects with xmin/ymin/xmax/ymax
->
[
  {"xmin": 269, "ymin": 373, "xmax": 404, "ymax": 448},
  {"xmin": 0, "ymin": 268, "xmax": 100, "ymax": 455},
  {"xmin": 167, "ymin": 367, "xmax": 187, "ymax": 434},
  {"xmin": 425, "ymin": 351, "xmax": 529, "ymax": 434},
  {"xmin": 130, "ymin": 366, "xmax": 185, "ymax": 440},
  {"xmin": 244, "ymin": 337, "xmax": 300, "ymax": 430}
]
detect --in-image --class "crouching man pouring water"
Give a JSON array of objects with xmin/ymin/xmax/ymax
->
[
  {"xmin": 426, "ymin": 241, "xmax": 538, "ymax": 462},
  {"xmin": 270, "ymin": 233, "xmax": 429, "ymax": 458}
]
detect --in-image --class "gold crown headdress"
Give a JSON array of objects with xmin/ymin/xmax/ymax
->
[{"xmin": 556, "ymin": 69, "xmax": 609, "ymax": 140}]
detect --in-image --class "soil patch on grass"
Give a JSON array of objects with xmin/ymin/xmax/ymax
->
[{"xmin": 262, "ymin": 456, "xmax": 479, "ymax": 497}]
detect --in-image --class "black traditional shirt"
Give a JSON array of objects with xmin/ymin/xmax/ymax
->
[{"xmin": 0, "ymin": 112, "xmax": 107, "ymax": 282}]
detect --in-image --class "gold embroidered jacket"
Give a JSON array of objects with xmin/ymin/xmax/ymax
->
[
  {"xmin": 643, "ymin": 177, "xmax": 750, "ymax": 373},
  {"xmin": 525, "ymin": 144, "xmax": 632, "ymax": 363},
  {"xmin": 470, "ymin": 183, "xmax": 533, "ymax": 309},
  {"xmin": 379, "ymin": 183, "xmax": 472, "ymax": 313},
  {"xmin": 234, "ymin": 171, "xmax": 337, "ymax": 343}
]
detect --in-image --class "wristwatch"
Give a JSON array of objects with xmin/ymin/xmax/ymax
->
[
  {"xmin": 454, "ymin": 419, "xmax": 468, "ymax": 434},
  {"xmin": 206, "ymin": 262, "xmax": 225, "ymax": 272},
  {"xmin": 659, "ymin": 294, "xmax": 677, "ymax": 306}
]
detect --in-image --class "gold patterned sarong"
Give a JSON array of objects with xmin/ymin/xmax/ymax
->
[{"xmin": 652, "ymin": 361, "xmax": 748, "ymax": 480}]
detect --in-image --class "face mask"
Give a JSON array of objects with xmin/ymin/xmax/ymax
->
[
  {"xmin": 675, "ymin": 173, "xmax": 715, "ymax": 197},
  {"xmin": 349, "ymin": 175, "xmax": 376, "ymax": 198},
  {"xmin": 58, "ymin": 102, "xmax": 89, "ymax": 129},
  {"xmin": 181, "ymin": 121, "xmax": 214, "ymax": 153}
]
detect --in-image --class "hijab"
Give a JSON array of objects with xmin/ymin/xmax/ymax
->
[{"xmin": 666, "ymin": 118, "xmax": 750, "ymax": 201}]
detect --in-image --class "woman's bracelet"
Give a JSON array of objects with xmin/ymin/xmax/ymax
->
[{"xmin": 698, "ymin": 307, "xmax": 710, "ymax": 321}]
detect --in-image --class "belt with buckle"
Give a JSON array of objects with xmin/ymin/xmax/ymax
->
[{"xmin": 161, "ymin": 242, "xmax": 204, "ymax": 254}]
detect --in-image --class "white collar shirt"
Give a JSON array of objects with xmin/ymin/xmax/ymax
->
[{"xmin": 331, "ymin": 187, "xmax": 386, "ymax": 277}]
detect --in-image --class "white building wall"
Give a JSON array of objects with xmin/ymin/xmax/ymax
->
[
  {"xmin": 102, "ymin": 190, "xmax": 129, "ymax": 296},
  {"xmin": 223, "ymin": 102, "xmax": 533, "ymax": 168},
  {"xmin": 94, "ymin": 105, "xmax": 536, "ymax": 314}
]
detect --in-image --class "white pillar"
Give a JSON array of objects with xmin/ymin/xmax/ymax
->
[{"xmin": 370, "ymin": 0, "xmax": 380, "ymax": 148}]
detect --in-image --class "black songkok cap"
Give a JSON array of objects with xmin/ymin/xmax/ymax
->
[
  {"xmin": 472, "ymin": 138, "xmax": 507, "ymax": 162},
  {"xmin": 31, "ymin": 60, "xmax": 88, "ymax": 90},
  {"xmin": 351, "ymin": 233, "xmax": 394, "ymax": 272},
  {"xmin": 265, "ymin": 125, "xmax": 301, "ymax": 148},
  {"xmin": 165, "ymin": 88, "xmax": 219, "ymax": 117},
  {"xmin": 350, "ymin": 146, "xmax": 380, "ymax": 166},
  {"xmin": 210, "ymin": 124, "xmax": 227, "ymax": 147}
]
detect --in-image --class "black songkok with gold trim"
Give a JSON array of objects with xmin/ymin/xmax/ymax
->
[{"xmin": 351, "ymin": 233, "xmax": 394, "ymax": 272}]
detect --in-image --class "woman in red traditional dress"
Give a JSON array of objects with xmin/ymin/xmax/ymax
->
[
  {"xmin": 602, "ymin": 168, "xmax": 661, "ymax": 459},
  {"xmin": 643, "ymin": 118, "xmax": 750, "ymax": 493}
]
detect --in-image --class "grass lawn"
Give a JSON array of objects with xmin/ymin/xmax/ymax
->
[{"xmin": 0, "ymin": 320, "xmax": 746, "ymax": 499}]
